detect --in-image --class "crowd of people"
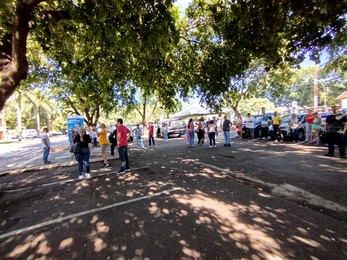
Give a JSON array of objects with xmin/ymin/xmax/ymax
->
[
  {"xmin": 183, "ymin": 105, "xmax": 347, "ymax": 159},
  {"xmin": 39, "ymin": 105, "xmax": 346, "ymax": 180}
]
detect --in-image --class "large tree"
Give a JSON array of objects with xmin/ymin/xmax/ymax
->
[
  {"xmin": 0, "ymin": 0, "xmax": 178, "ymax": 111},
  {"xmin": 184, "ymin": 0, "xmax": 347, "ymax": 106}
]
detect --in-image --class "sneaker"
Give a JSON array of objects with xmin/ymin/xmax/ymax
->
[
  {"xmin": 227, "ymin": 144, "xmax": 231, "ymax": 147},
  {"xmin": 100, "ymin": 163, "xmax": 106, "ymax": 167},
  {"xmin": 104, "ymin": 163, "xmax": 109, "ymax": 168},
  {"xmin": 78, "ymin": 175, "xmax": 84, "ymax": 180},
  {"xmin": 324, "ymin": 153, "xmax": 334, "ymax": 157},
  {"xmin": 223, "ymin": 144, "xmax": 227, "ymax": 146},
  {"xmin": 125, "ymin": 168, "xmax": 131, "ymax": 172},
  {"xmin": 118, "ymin": 168, "xmax": 126, "ymax": 174},
  {"xmin": 209, "ymin": 145, "xmax": 212, "ymax": 148},
  {"xmin": 213, "ymin": 145, "xmax": 216, "ymax": 147},
  {"xmin": 44, "ymin": 161, "xmax": 52, "ymax": 164},
  {"xmin": 84, "ymin": 173, "xmax": 91, "ymax": 178}
]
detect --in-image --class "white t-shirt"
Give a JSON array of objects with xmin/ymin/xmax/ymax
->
[
  {"xmin": 245, "ymin": 116, "xmax": 255, "ymax": 128},
  {"xmin": 40, "ymin": 133, "xmax": 51, "ymax": 148},
  {"xmin": 208, "ymin": 124, "xmax": 216, "ymax": 133}
]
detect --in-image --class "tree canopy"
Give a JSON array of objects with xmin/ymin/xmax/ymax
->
[{"xmin": 0, "ymin": 0, "xmax": 346, "ymax": 115}]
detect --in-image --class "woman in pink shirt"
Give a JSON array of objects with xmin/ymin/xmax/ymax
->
[{"xmin": 188, "ymin": 118, "xmax": 195, "ymax": 147}]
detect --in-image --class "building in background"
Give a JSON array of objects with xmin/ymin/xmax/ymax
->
[{"xmin": 337, "ymin": 91, "xmax": 347, "ymax": 109}]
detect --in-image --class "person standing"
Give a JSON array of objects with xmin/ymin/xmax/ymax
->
[
  {"xmin": 134, "ymin": 124, "xmax": 146, "ymax": 148},
  {"xmin": 304, "ymin": 110, "xmax": 315, "ymax": 143},
  {"xmin": 324, "ymin": 105, "xmax": 347, "ymax": 158},
  {"xmin": 116, "ymin": 118, "xmax": 131, "ymax": 174},
  {"xmin": 188, "ymin": 118, "xmax": 195, "ymax": 147},
  {"xmin": 109, "ymin": 126, "xmax": 117, "ymax": 159},
  {"xmin": 98, "ymin": 123, "xmax": 109, "ymax": 168},
  {"xmin": 244, "ymin": 113, "xmax": 255, "ymax": 139},
  {"xmin": 163, "ymin": 123, "xmax": 169, "ymax": 142},
  {"xmin": 222, "ymin": 116, "xmax": 232, "ymax": 146},
  {"xmin": 148, "ymin": 122, "xmax": 155, "ymax": 146},
  {"xmin": 310, "ymin": 112, "xmax": 322, "ymax": 145},
  {"xmin": 259, "ymin": 114, "xmax": 270, "ymax": 140},
  {"xmin": 235, "ymin": 116, "xmax": 243, "ymax": 139},
  {"xmin": 207, "ymin": 120, "xmax": 217, "ymax": 147},
  {"xmin": 40, "ymin": 127, "xmax": 52, "ymax": 164},
  {"xmin": 271, "ymin": 111, "xmax": 282, "ymax": 142},
  {"xmin": 73, "ymin": 126, "xmax": 92, "ymax": 179},
  {"xmin": 197, "ymin": 117, "xmax": 205, "ymax": 145},
  {"xmin": 288, "ymin": 113, "xmax": 299, "ymax": 142},
  {"xmin": 91, "ymin": 127, "xmax": 98, "ymax": 148}
]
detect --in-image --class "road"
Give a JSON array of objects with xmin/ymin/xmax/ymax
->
[
  {"xmin": 0, "ymin": 134, "xmax": 346, "ymax": 259},
  {"xmin": 0, "ymin": 135, "xmax": 75, "ymax": 173}
]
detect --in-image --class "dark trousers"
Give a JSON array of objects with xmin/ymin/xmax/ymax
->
[
  {"xmin": 327, "ymin": 132, "xmax": 345, "ymax": 156},
  {"xmin": 197, "ymin": 129, "xmax": 204, "ymax": 144},
  {"xmin": 118, "ymin": 145, "xmax": 130, "ymax": 169},
  {"xmin": 149, "ymin": 134, "xmax": 155, "ymax": 146},
  {"xmin": 208, "ymin": 132, "xmax": 216, "ymax": 146},
  {"xmin": 246, "ymin": 128, "xmax": 254, "ymax": 139},
  {"xmin": 78, "ymin": 147, "xmax": 90, "ymax": 175},
  {"xmin": 272, "ymin": 124, "xmax": 282, "ymax": 140},
  {"xmin": 261, "ymin": 127, "xmax": 269, "ymax": 138},
  {"xmin": 291, "ymin": 128, "xmax": 299, "ymax": 142},
  {"xmin": 110, "ymin": 142, "xmax": 117, "ymax": 156}
]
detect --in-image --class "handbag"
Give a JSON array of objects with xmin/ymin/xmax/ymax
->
[{"xmin": 70, "ymin": 142, "xmax": 80, "ymax": 153}]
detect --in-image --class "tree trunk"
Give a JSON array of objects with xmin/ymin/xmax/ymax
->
[{"xmin": 0, "ymin": 1, "xmax": 41, "ymax": 111}]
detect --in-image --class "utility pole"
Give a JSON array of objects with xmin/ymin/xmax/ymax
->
[{"xmin": 313, "ymin": 66, "xmax": 319, "ymax": 107}]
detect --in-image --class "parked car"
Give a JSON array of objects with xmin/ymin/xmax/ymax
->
[
  {"xmin": 280, "ymin": 113, "xmax": 307, "ymax": 141},
  {"xmin": 158, "ymin": 123, "xmax": 186, "ymax": 138},
  {"xmin": 241, "ymin": 113, "xmax": 273, "ymax": 139}
]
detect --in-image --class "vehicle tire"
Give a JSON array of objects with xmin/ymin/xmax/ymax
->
[{"xmin": 298, "ymin": 130, "xmax": 305, "ymax": 141}]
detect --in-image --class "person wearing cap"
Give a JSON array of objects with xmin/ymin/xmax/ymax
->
[{"xmin": 324, "ymin": 105, "xmax": 347, "ymax": 158}]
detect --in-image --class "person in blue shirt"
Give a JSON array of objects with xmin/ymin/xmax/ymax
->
[{"xmin": 259, "ymin": 114, "xmax": 270, "ymax": 140}]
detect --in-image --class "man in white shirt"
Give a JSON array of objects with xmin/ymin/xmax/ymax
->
[
  {"xmin": 40, "ymin": 127, "xmax": 52, "ymax": 164},
  {"xmin": 245, "ymin": 113, "xmax": 255, "ymax": 139}
]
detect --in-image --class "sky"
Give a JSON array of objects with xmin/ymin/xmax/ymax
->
[{"xmin": 175, "ymin": 0, "xmax": 191, "ymax": 10}]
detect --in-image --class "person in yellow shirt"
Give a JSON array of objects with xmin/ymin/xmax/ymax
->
[
  {"xmin": 97, "ymin": 123, "xmax": 109, "ymax": 168},
  {"xmin": 271, "ymin": 111, "xmax": 282, "ymax": 142}
]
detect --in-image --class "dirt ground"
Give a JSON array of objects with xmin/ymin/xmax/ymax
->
[{"xmin": 0, "ymin": 137, "xmax": 346, "ymax": 259}]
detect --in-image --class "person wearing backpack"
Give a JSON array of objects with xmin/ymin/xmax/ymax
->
[
  {"xmin": 109, "ymin": 127, "xmax": 117, "ymax": 159},
  {"xmin": 73, "ymin": 126, "xmax": 92, "ymax": 179}
]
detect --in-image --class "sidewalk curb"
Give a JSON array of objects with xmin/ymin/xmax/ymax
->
[{"xmin": 0, "ymin": 156, "xmax": 120, "ymax": 177}]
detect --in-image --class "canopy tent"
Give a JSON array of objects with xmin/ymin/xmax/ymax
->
[{"xmin": 170, "ymin": 103, "xmax": 211, "ymax": 120}]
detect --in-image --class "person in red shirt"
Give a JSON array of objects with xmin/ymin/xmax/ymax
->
[
  {"xmin": 148, "ymin": 122, "xmax": 155, "ymax": 146},
  {"xmin": 116, "ymin": 118, "xmax": 131, "ymax": 174},
  {"xmin": 305, "ymin": 110, "xmax": 315, "ymax": 142}
]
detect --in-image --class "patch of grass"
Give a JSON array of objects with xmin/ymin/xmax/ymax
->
[{"xmin": 0, "ymin": 140, "xmax": 17, "ymax": 145}]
